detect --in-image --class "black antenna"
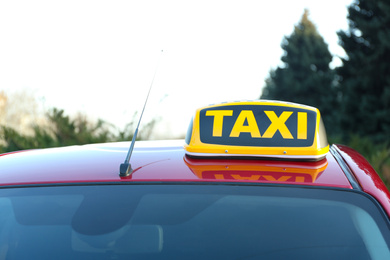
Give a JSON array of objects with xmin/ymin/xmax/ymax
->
[{"xmin": 120, "ymin": 50, "xmax": 163, "ymax": 177}]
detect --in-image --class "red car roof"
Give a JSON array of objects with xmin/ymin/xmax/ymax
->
[
  {"xmin": 0, "ymin": 140, "xmax": 350, "ymax": 187},
  {"xmin": 2, "ymin": 140, "xmax": 390, "ymax": 216}
]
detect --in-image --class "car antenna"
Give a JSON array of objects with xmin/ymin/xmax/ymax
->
[{"xmin": 120, "ymin": 50, "xmax": 163, "ymax": 177}]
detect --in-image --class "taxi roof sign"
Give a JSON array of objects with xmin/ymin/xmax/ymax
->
[{"xmin": 184, "ymin": 100, "xmax": 329, "ymax": 160}]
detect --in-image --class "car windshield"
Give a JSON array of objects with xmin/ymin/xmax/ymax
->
[{"xmin": 0, "ymin": 184, "xmax": 389, "ymax": 260}]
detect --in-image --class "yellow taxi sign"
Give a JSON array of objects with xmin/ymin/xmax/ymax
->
[{"xmin": 184, "ymin": 100, "xmax": 329, "ymax": 160}]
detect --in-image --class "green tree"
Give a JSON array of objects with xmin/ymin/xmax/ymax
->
[
  {"xmin": 261, "ymin": 10, "xmax": 337, "ymax": 135},
  {"xmin": 0, "ymin": 107, "xmax": 159, "ymax": 153},
  {"xmin": 47, "ymin": 108, "xmax": 114, "ymax": 146},
  {"xmin": 337, "ymin": 0, "xmax": 390, "ymax": 144},
  {"xmin": 0, "ymin": 90, "xmax": 159, "ymax": 153},
  {"xmin": 0, "ymin": 108, "xmax": 115, "ymax": 153}
]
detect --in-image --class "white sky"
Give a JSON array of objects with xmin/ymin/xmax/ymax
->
[{"xmin": 0, "ymin": 0, "xmax": 352, "ymax": 139}]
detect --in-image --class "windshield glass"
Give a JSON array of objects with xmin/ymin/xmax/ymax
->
[{"xmin": 0, "ymin": 184, "xmax": 389, "ymax": 260}]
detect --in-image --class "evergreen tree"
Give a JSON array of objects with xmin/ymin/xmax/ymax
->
[
  {"xmin": 261, "ymin": 10, "xmax": 337, "ymax": 135},
  {"xmin": 337, "ymin": 0, "xmax": 390, "ymax": 143}
]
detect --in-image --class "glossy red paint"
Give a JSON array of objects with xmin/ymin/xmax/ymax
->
[
  {"xmin": 0, "ymin": 140, "xmax": 352, "ymax": 188},
  {"xmin": 182, "ymin": 154, "xmax": 351, "ymax": 187},
  {"xmin": 0, "ymin": 150, "xmax": 28, "ymax": 157},
  {"xmin": 334, "ymin": 144, "xmax": 390, "ymax": 217}
]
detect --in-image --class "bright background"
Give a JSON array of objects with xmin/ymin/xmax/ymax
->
[{"xmin": 0, "ymin": 0, "xmax": 352, "ymax": 138}]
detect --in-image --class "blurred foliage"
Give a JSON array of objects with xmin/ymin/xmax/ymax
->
[
  {"xmin": 260, "ymin": 3, "xmax": 390, "ymax": 188},
  {"xmin": 334, "ymin": 0, "xmax": 390, "ymax": 187},
  {"xmin": 261, "ymin": 9, "xmax": 338, "ymax": 136},
  {"xmin": 0, "ymin": 108, "xmax": 157, "ymax": 154},
  {"xmin": 337, "ymin": 0, "xmax": 390, "ymax": 144}
]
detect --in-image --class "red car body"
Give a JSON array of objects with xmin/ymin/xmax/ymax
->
[
  {"xmin": 1, "ymin": 140, "xmax": 389, "ymax": 217},
  {"xmin": 1, "ymin": 100, "xmax": 390, "ymax": 259}
]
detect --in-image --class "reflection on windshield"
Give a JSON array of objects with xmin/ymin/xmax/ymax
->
[{"xmin": 0, "ymin": 184, "xmax": 388, "ymax": 260}]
